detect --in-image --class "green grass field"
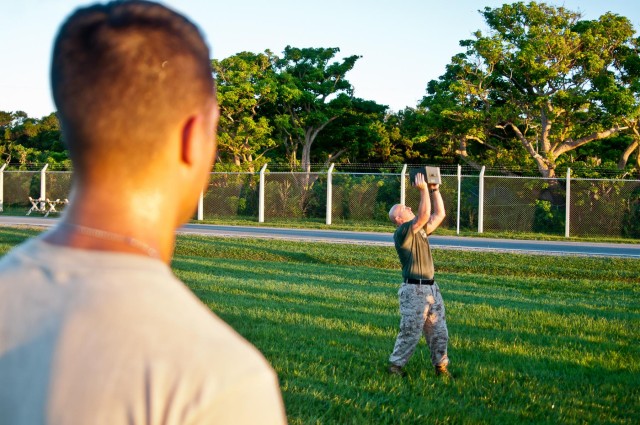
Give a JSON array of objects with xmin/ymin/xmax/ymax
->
[{"xmin": 1, "ymin": 227, "xmax": 639, "ymax": 424}]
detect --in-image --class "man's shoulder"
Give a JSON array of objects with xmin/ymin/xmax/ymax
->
[
  {"xmin": 394, "ymin": 220, "xmax": 413, "ymax": 233},
  {"xmin": 89, "ymin": 264, "xmax": 267, "ymax": 371},
  {"xmin": 0, "ymin": 238, "xmax": 49, "ymax": 284},
  {"xmin": 393, "ymin": 220, "xmax": 413, "ymax": 241}
]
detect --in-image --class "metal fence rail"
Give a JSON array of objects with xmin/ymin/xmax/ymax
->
[{"xmin": 1, "ymin": 165, "xmax": 639, "ymax": 239}]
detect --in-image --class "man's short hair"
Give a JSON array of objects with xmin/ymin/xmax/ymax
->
[
  {"xmin": 389, "ymin": 204, "xmax": 399, "ymax": 223},
  {"xmin": 51, "ymin": 0, "xmax": 214, "ymax": 175}
]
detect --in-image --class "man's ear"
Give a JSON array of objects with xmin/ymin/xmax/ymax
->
[{"xmin": 180, "ymin": 115, "xmax": 200, "ymax": 166}]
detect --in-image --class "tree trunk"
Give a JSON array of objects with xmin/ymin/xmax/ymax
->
[
  {"xmin": 283, "ymin": 135, "xmax": 298, "ymax": 170},
  {"xmin": 300, "ymin": 135, "xmax": 313, "ymax": 190},
  {"xmin": 300, "ymin": 117, "xmax": 338, "ymax": 174},
  {"xmin": 505, "ymin": 123, "xmax": 555, "ymax": 177},
  {"xmin": 618, "ymin": 139, "xmax": 639, "ymax": 169},
  {"xmin": 540, "ymin": 164, "xmax": 555, "ymax": 178},
  {"xmin": 618, "ymin": 126, "xmax": 639, "ymax": 170},
  {"xmin": 456, "ymin": 138, "xmax": 483, "ymax": 171},
  {"xmin": 247, "ymin": 154, "xmax": 255, "ymax": 173},
  {"xmin": 325, "ymin": 149, "xmax": 346, "ymax": 167},
  {"xmin": 301, "ymin": 134, "xmax": 312, "ymax": 174}
]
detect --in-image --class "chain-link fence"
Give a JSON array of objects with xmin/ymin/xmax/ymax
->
[
  {"xmin": 47, "ymin": 171, "xmax": 73, "ymax": 202},
  {"xmin": 3, "ymin": 171, "xmax": 40, "ymax": 208},
  {"xmin": 483, "ymin": 176, "xmax": 567, "ymax": 234},
  {"xmin": 405, "ymin": 173, "xmax": 463, "ymax": 231},
  {"xmin": 331, "ymin": 173, "xmax": 399, "ymax": 222},
  {"xmin": 569, "ymin": 178, "xmax": 640, "ymax": 238},
  {"xmin": 263, "ymin": 172, "xmax": 326, "ymax": 221},
  {"xmin": 1, "ymin": 167, "xmax": 639, "ymax": 239},
  {"xmin": 203, "ymin": 172, "xmax": 258, "ymax": 220}
]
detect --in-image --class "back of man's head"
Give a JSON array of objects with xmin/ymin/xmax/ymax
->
[
  {"xmin": 389, "ymin": 204, "xmax": 400, "ymax": 224},
  {"xmin": 51, "ymin": 0, "xmax": 214, "ymax": 178}
]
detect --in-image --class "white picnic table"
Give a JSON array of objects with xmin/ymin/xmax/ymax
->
[{"xmin": 27, "ymin": 197, "xmax": 69, "ymax": 217}]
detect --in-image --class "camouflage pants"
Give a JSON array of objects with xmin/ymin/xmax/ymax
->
[{"xmin": 389, "ymin": 281, "xmax": 449, "ymax": 368}]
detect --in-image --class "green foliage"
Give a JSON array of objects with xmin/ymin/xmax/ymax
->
[
  {"xmin": 314, "ymin": 99, "xmax": 391, "ymax": 165},
  {"xmin": 373, "ymin": 177, "xmax": 400, "ymax": 221},
  {"xmin": 330, "ymin": 174, "xmax": 399, "ymax": 222},
  {"xmin": 204, "ymin": 173, "xmax": 259, "ymax": 218},
  {"xmin": 0, "ymin": 111, "xmax": 69, "ymax": 169},
  {"xmin": 212, "ymin": 52, "xmax": 278, "ymax": 171},
  {"xmin": 384, "ymin": 108, "xmax": 456, "ymax": 164},
  {"xmin": 263, "ymin": 176, "xmax": 311, "ymax": 219},
  {"xmin": 532, "ymin": 199, "xmax": 564, "ymax": 234}
]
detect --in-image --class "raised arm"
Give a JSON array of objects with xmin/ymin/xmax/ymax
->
[
  {"xmin": 410, "ymin": 173, "xmax": 431, "ymax": 234},
  {"xmin": 425, "ymin": 184, "xmax": 446, "ymax": 235}
]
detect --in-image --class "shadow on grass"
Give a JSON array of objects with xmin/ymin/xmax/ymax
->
[
  {"xmin": 177, "ymin": 237, "xmax": 327, "ymax": 264},
  {"xmin": 175, "ymin": 236, "xmax": 400, "ymax": 271},
  {"xmin": 173, "ymin": 255, "xmax": 398, "ymax": 293}
]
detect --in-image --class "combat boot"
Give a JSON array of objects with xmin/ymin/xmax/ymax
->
[
  {"xmin": 435, "ymin": 364, "xmax": 452, "ymax": 379},
  {"xmin": 387, "ymin": 364, "xmax": 406, "ymax": 377}
]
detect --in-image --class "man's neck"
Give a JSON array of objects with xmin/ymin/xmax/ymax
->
[{"xmin": 44, "ymin": 188, "xmax": 178, "ymax": 263}]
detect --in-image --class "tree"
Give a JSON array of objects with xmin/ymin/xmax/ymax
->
[
  {"xmin": 313, "ymin": 97, "xmax": 391, "ymax": 164},
  {"xmin": 271, "ymin": 46, "xmax": 360, "ymax": 172},
  {"xmin": 389, "ymin": 107, "xmax": 460, "ymax": 165},
  {"xmin": 212, "ymin": 51, "xmax": 278, "ymax": 171},
  {"xmin": 0, "ymin": 111, "xmax": 69, "ymax": 168},
  {"xmin": 421, "ymin": 2, "xmax": 640, "ymax": 177}
]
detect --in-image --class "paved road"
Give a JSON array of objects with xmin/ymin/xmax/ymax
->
[{"xmin": 2, "ymin": 216, "xmax": 639, "ymax": 258}]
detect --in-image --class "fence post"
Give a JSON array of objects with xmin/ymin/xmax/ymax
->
[
  {"xmin": 565, "ymin": 167, "xmax": 571, "ymax": 238},
  {"xmin": 258, "ymin": 164, "xmax": 267, "ymax": 223},
  {"xmin": 457, "ymin": 164, "xmax": 461, "ymax": 235},
  {"xmin": 0, "ymin": 163, "xmax": 6, "ymax": 212},
  {"xmin": 197, "ymin": 190, "xmax": 204, "ymax": 221},
  {"xmin": 478, "ymin": 165, "xmax": 485, "ymax": 234},
  {"xmin": 40, "ymin": 164, "xmax": 49, "ymax": 210},
  {"xmin": 326, "ymin": 163, "xmax": 335, "ymax": 225},
  {"xmin": 400, "ymin": 164, "xmax": 407, "ymax": 205}
]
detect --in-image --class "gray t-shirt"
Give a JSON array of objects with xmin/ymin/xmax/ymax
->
[
  {"xmin": 0, "ymin": 235, "xmax": 286, "ymax": 425},
  {"xmin": 393, "ymin": 221, "xmax": 435, "ymax": 280}
]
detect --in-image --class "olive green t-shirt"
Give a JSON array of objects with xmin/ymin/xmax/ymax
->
[{"xmin": 393, "ymin": 220, "xmax": 435, "ymax": 280}]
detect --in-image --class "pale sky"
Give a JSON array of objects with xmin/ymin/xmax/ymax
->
[{"xmin": 1, "ymin": 0, "xmax": 639, "ymax": 118}]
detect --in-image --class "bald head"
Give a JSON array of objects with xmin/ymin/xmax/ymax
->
[
  {"xmin": 389, "ymin": 203, "xmax": 415, "ymax": 227},
  {"xmin": 51, "ymin": 0, "xmax": 215, "ymax": 178}
]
